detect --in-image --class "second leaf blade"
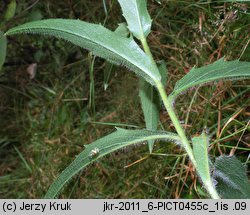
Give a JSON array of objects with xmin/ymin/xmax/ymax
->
[
  {"xmin": 44, "ymin": 128, "xmax": 180, "ymax": 198},
  {"xmin": 170, "ymin": 58, "xmax": 250, "ymax": 101},
  {"xmin": 192, "ymin": 132, "xmax": 220, "ymax": 199},
  {"xmin": 139, "ymin": 60, "xmax": 168, "ymax": 152},
  {"xmin": 118, "ymin": 0, "xmax": 152, "ymax": 40}
]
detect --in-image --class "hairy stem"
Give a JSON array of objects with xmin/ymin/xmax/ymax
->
[
  {"xmin": 141, "ymin": 36, "xmax": 196, "ymax": 165},
  {"xmin": 156, "ymin": 81, "xmax": 197, "ymax": 167},
  {"xmin": 141, "ymin": 36, "xmax": 220, "ymax": 199},
  {"xmin": 158, "ymin": 79, "xmax": 220, "ymax": 199},
  {"xmin": 141, "ymin": 37, "xmax": 156, "ymax": 66},
  {"xmin": 204, "ymin": 178, "xmax": 220, "ymax": 199}
]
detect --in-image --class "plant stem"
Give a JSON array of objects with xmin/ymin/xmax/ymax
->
[
  {"xmin": 204, "ymin": 179, "xmax": 220, "ymax": 199},
  {"xmin": 156, "ymin": 81, "xmax": 197, "ymax": 167},
  {"xmin": 141, "ymin": 38, "xmax": 156, "ymax": 66},
  {"xmin": 141, "ymin": 36, "xmax": 220, "ymax": 199},
  {"xmin": 158, "ymin": 80, "xmax": 221, "ymax": 199},
  {"xmin": 141, "ymin": 36, "xmax": 197, "ymax": 167}
]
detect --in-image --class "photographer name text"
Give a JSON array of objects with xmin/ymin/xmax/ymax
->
[{"xmin": 2, "ymin": 201, "xmax": 71, "ymax": 213}]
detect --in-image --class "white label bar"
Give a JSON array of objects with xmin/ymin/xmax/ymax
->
[{"xmin": 0, "ymin": 199, "xmax": 249, "ymax": 215}]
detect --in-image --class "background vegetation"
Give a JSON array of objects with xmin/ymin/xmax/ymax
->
[{"xmin": 0, "ymin": 0, "xmax": 249, "ymax": 198}]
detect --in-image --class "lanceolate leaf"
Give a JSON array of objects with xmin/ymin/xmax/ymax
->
[
  {"xmin": 0, "ymin": 31, "xmax": 7, "ymax": 71},
  {"xmin": 139, "ymin": 60, "xmax": 168, "ymax": 153},
  {"xmin": 139, "ymin": 81, "xmax": 159, "ymax": 153},
  {"xmin": 5, "ymin": 19, "xmax": 161, "ymax": 85},
  {"xmin": 169, "ymin": 58, "xmax": 250, "ymax": 101},
  {"xmin": 118, "ymin": 0, "xmax": 152, "ymax": 40},
  {"xmin": 44, "ymin": 128, "xmax": 180, "ymax": 198},
  {"xmin": 213, "ymin": 155, "xmax": 250, "ymax": 199},
  {"xmin": 192, "ymin": 132, "xmax": 216, "ymax": 197}
]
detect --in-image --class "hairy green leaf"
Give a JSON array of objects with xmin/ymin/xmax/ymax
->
[
  {"xmin": 118, "ymin": 0, "xmax": 152, "ymax": 40},
  {"xmin": 169, "ymin": 58, "xmax": 250, "ymax": 101},
  {"xmin": 5, "ymin": 19, "xmax": 161, "ymax": 85},
  {"xmin": 0, "ymin": 31, "xmax": 7, "ymax": 71},
  {"xmin": 139, "ymin": 81, "xmax": 159, "ymax": 153},
  {"xmin": 213, "ymin": 155, "xmax": 250, "ymax": 199},
  {"xmin": 139, "ymin": 60, "xmax": 167, "ymax": 153},
  {"xmin": 44, "ymin": 128, "xmax": 180, "ymax": 198},
  {"xmin": 192, "ymin": 132, "xmax": 216, "ymax": 196}
]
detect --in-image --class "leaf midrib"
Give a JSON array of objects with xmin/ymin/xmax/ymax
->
[{"xmin": 134, "ymin": 0, "xmax": 145, "ymax": 39}]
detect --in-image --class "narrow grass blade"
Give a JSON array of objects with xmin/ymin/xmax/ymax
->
[
  {"xmin": 118, "ymin": 0, "xmax": 152, "ymax": 40},
  {"xmin": 5, "ymin": 19, "xmax": 161, "ymax": 85},
  {"xmin": 0, "ymin": 31, "xmax": 7, "ymax": 71},
  {"xmin": 102, "ymin": 0, "xmax": 108, "ymax": 17},
  {"xmin": 44, "ymin": 128, "xmax": 180, "ymax": 198},
  {"xmin": 14, "ymin": 146, "xmax": 32, "ymax": 174},
  {"xmin": 104, "ymin": 62, "xmax": 115, "ymax": 90},
  {"xmin": 88, "ymin": 53, "xmax": 96, "ymax": 117},
  {"xmin": 213, "ymin": 155, "xmax": 250, "ymax": 199},
  {"xmin": 192, "ymin": 132, "xmax": 219, "ymax": 199},
  {"xmin": 169, "ymin": 58, "xmax": 250, "ymax": 101}
]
